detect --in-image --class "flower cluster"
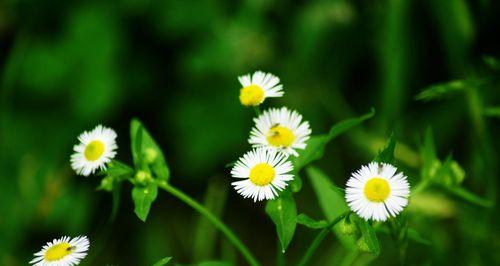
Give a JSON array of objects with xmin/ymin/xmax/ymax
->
[
  {"xmin": 231, "ymin": 71, "xmax": 312, "ymax": 202},
  {"xmin": 29, "ymin": 71, "xmax": 412, "ymax": 265},
  {"xmin": 232, "ymin": 71, "xmax": 411, "ymax": 221}
]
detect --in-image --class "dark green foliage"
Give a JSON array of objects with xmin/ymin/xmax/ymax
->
[
  {"xmin": 265, "ymin": 191, "xmax": 297, "ymax": 253},
  {"xmin": 2, "ymin": 1, "xmax": 500, "ymax": 265}
]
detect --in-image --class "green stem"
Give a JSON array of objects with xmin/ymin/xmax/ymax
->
[
  {"xmin": 297, "ymin": 212, "xmax": 349, "ymax": 266},
  {"xmin": 411, "ymin": 179, "xmax": 429, "ymax": 196},
  {"xmin": 253, "ymin": 106, "xmax": 262, "ymax": 116},
  {"xmin": 158, "ymin": 182, "xmax": 260, "ymax": 266}
]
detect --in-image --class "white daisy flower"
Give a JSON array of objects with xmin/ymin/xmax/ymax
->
[
  {"xmin": 345, "ymin": 162, "xmax": 410, "ymax": 222},
  {"xmin": 249, "ymin": 107, "xmax": 311, "ymax": 156},
  {"xmin": 30, "ymin": 235, "xmax": 90, "ymax": 266},
  {"xmin": 231, "ymin": 148, "xmax": 294, "ymax": 202},
  {"xmin": 238, "ymin": 71, "xmax": 284, "ymax": 106},
  {"xmin": 71, "ymin": 125, "xmax": 117, "ymax": 176}
]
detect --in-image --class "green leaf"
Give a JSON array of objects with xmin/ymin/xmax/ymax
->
[
  {"xmin": 407, "ymin": 228, "xmax": 430, "ymax": 246},
  {"xmin": 265, "ymin": 192, "xmax": 297, "ymax": 253},
  {"xmin": 106, "ymin": 160, "xmax": 134, "ymax": 179},
  {"xmin": 198, "ymin": 262, "xmax": 232, "ymax": 266},
  {"xmin": 483, "ymin": 106, "xmax": 500, "ymax": 118},
  {"xmin": 306, "ymin": 166, "xmax": 356, "ymax": 249},
  {"xmin": 152, "ymin": 257, "xmax": 172, "ymax": 266},
  {"xmin": 131, "ymin": 119, "xmax": 144, "ymax": 167},
  {"xmin": 373, "ymin": 134, "xmax": 396, "ymax": 164},
  {"xmin": 421, "ymin": 128, "xmax": 437, "ymax": 180},
  {"xmin": 354, "ymin": 216, "xmax": 380, "ymax": 255},
  {"xmin": 296, "ymin": 213, "xmax": 328, "ymax": 229},
  {"xmin": 132, "ymin": 183, "xmax": 159, "ymax": 222},
  {"xmin": 375, "ymin": 227, "xmax": 429, "ymax": 246},
  {"xmin": 415, "ymin": 79, "xmax": 468, "ymax": 101},
  {"xmin": 131, "ymin": 119, "xmax": 170, "ymax": 180},
  {"xmin": 483, "ymin": 55, "xmax": 500, "ymax": 71},
  {"xmin": 443, "ymin": 185, "xmax": 493, "ymax": 208},
  {"xmin": 193, "ymin": 178, "xmax": 228, "ymax": 261},
  {"xmin": 293, "ymin": 109, "xmax": 374, "ymax": 171}
]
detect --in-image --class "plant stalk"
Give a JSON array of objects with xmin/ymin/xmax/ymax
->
[
  {"xmin": 158, "ymin": 182, "xmax": 260, "ymax": 266},
  {"xmin": 297, "ymin": 212, "xmax": 349, "ymax": 266}
]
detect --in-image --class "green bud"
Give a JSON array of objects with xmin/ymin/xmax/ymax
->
[
  {"xmin": 290, "ymin": 176, "xmax": 302, "ymax": 193},
  {"xmin": 357, "ymin": 237, "xmax": 371, "ymax": 253},
  {"xmin": 428, "ymin": 160, "xmax": 441, "ymax": 179},
  {"xmin": 338, "ymin": 218, "xmax": 358, "ymax": 236},
  {"xmin": 135, "ymin": 170, "xmax": 153, "ymax": 185},
  {"xmin": 98, "ymin": 176, "xmax": 114, "ymax": 192},
  {"xmin": 144, "ymin": 148, "xmax": 158, "ymax": 164},
  {"xmin": 450, "ymin": 161, "xmax": 465, "ymax": 184}
]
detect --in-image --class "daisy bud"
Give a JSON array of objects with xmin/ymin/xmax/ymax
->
[
  {"xmin": 135, "ymin": 170, "xmax": 153, "ymax": 185},
  {"xmin": 357, "ymin": 237, "xmax": 371, "ymax": 253},
  {"xmin": 338, "ymin": 218, "xmax": 358, "ymax": 236},
  {"xmin": 144, "ymin": 148, "xmax": 158, "ymax": 164}
]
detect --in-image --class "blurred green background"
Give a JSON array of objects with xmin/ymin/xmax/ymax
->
[{"xmin": 1, "ymin": 0, "xmax": 500, "ymax": 265}]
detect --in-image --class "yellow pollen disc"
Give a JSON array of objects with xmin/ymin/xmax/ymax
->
[
  {"xmin": 249, "ymin": 163, "xmax": 275, "ymax": 186},
  {"xmin": 44, "ymin": 242, "xmax": 74, "ymax": 262},
  {"xmin": 84, "ymin": 140, "xmax": 105, "ymax": 161},
  {"xmin": 239, "ymin": 84, "xmax": 265, "ymax": 106},
  {"xmin": 267, "ymin": 125, "xmax": 295, "ymax": 148},
  {"xmin": 364, "ymin": 178, "xmax": 391, "ymax": 202}
]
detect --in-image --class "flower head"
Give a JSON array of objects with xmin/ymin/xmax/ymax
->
[
  {"xmin": 30, "ymin": 236, "xmax": 89, "ymax": 266},
  {"xmin": 238, "ymin": 71, "xmax": 283, "ymax": 106},
  {"xmin": 231, "ymin": 148, "xmax": 294, "ymax": 202},
  {"xmin": 249, "ymin": 107, "xmax": 311, "ymax": 156},
  {"xmin": 71, "ymin": 125, "xmax": 117, "ymax": 176},
  {"xmin": 345, "ymin": 162, "xmax": 410, "ymax": 221}
]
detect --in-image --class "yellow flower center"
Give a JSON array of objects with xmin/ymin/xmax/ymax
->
[
  {"xmin": 84, "ymin": 140, "xmax": 105, "ymax": 161},
  {"xmin": 267, "ymin": 125, "xmax": 295, "ymax": 148},
  {"xmin": 364, "ymin": 178, "xmax": 391, "ymax": 202},
  {"xmin": 249, "ymin": 163, "xmax": 275, "ymax": 186},
  {"xmin": 239, "ymin": 84, "xmax": 265, "ymax": 106},
  {"xmin": 44, "ymin": 242, "xmax": 74, "ymax": 262}
]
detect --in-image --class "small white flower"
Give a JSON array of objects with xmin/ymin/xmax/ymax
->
[
  {"xmin": 30, "ymin": 236, "xmax": 90, "ymax": 266},
  {"xmin": 345, "ymin": 162, "xmax": 410, "ymax": 222},
  {"xmin": 238, "ymin": 71, "xmax": 283, "ymax": 106},
  {"xmin": 231, "ymin": 148, "xmax": 294, "ymax": 202},
  {"xmin": 249, "ymin": 107, "xmax": 311, "ymax": 156},
  {"xmin": 71, "ymin": 125, "xmax": 117, "ymax": 176}
]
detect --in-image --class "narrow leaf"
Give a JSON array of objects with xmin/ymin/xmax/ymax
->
[
  {"xmin": 293, "ymin": 109, "xmax": 374, "ymax": 171},
  {"xmin": 265, "ymin": 192, "xmax": 297, "ymax": 253},
  {"xmin": 376, "ymin": 227, "xmax": 429, "ymax": 245},
  {"xmin": 132, "ymin": 183, "xmax": 158, "ymax": 222},
  {"xmin": 373, "ymin": 134, "xmax": 396, "ymax": 164},
  {"xmin": 483, "ymin": 106, "xmax": 500, "ymax": 118},
  {"xmin": 483, "ymin": 55, "xmax": 500, "ymax": 71},
  {"xmin": 415, "ymin": 79, "xmax": 468, "ymax": 101},
  {"xmin": 198, "ymin": 262, "xmax": 232, "ymax": 266},
  {"xmin": 354, "ymin": 216, "xmax": 380, "ymax": 255},
  {"xmin": 421, "ymin": 128, "xmax": 437, "ymax": 180},
  {"xmin": 326, "ymin": 108, "xmax": 375, "ymax": 140},
  {"xmin": 131, "ymin": 119, "xmax": 144, "ymax": 167},
  {"xmin": 152, "ymin": 257, "xmax": 172, "ymax": 266},
  {"xmin": 443, "ymin": 185, "xmax": 493, "ymax": 208},
  {"xmin": 297, "ymin": 213, "xmax": 328, "ymax": 229},
  {"xmin": 306, "ymin": 166, "xmax": 356, "ymax": 249},
  {"xmin": 131, "ymin": 119, "xmax": 170, "ymax": 180},
  {"xmin": 407, "ymin": 228, "xmax": 430, "ymax": 246}
]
